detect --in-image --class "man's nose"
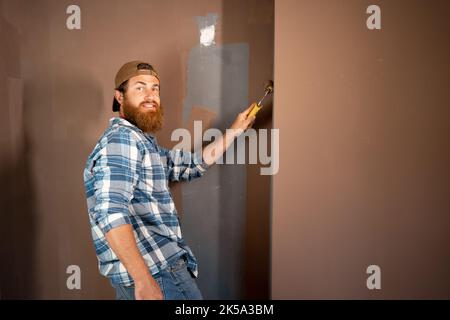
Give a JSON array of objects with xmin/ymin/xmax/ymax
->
[
  {"xmin": 144, "ymin": 91, "xmax": 156, "ymax": 101},
  {"xmin": 144, "ymin": 95, "xmax": 153, "ymax": 101}
]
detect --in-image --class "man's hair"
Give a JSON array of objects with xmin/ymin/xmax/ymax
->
[{"xmin": 113, "ymin": 80, "xmax": 129, "ymax": 112}]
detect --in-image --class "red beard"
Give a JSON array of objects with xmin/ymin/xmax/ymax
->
[{"xmin": 122, "ymin": 100, "xmax": 164, "ymax": 134}]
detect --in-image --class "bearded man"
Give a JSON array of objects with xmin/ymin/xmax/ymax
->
[{"xmin": 83, "ymin": 61, "xmax": 255, "ymax": 300}]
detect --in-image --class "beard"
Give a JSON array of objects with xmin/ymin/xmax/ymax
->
[{"xmin": 122, "ymin": 99, "xmax": 164, "ymax": 134}]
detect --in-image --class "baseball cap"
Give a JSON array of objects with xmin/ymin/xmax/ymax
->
[{"xmin": 112, "ymin": 61, "xmax": 160, "ymax": 112}]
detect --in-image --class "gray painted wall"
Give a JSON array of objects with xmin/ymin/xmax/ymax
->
[{"xmin": 181, "ymin": 43, "xmax": 249, "ymax": 299}]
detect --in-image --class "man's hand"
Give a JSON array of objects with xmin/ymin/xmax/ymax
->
[
  {"xmin": 134, "ymin": 277, "xmax": 164, "ymax": 300},
  {"xmin": 230, "ymin": 105, "xmax": 256, "ymax": 134}
]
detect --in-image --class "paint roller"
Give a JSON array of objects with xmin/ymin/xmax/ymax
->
[{"xmin": 248, "ymin": 80, "xmax": 274, "ymax": 118}]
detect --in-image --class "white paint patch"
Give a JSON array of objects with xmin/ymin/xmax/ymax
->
[
  {"xmin": 200, "ymin": 24, "xmax": 216, "ymax": 47},
  {"xmin": 196, "ymin": 13, "xmax": 218, "ymax": 47}
]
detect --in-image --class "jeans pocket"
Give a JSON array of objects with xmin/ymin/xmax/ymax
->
[{"xmin": 168, "ymin": 257, "xmax": 186, "ymax": 272}]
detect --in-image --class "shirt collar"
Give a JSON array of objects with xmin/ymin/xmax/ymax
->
[{"xmin": 109, "ymin": 117, "xmax": 157, "ymax": 141}]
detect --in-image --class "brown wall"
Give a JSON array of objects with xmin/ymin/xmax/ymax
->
[
  {"xmin": 272, "ymin": 0, "xmax": 450, "ymax": 298},
  {"xmin": 0, "ymin": 0, "xmax": 273, "ymax": 299}
]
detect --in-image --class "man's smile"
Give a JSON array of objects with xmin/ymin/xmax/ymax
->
[{"xmin": 141, "ymin": 102, "xmax": 157, "ymax": 110}]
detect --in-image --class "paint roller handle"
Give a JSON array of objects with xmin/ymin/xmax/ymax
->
[
  {"xmin": 248, "ymin": 102, "xmax": 262, "ymax": 118},
  {"xmin": 249, "ymin": 80, "xmax": 274, "ymax": 118}
]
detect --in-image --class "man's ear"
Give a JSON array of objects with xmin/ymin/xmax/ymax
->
[{"xmin": 114, "ymin": 90, "xmax": 124, "ymax": 105}]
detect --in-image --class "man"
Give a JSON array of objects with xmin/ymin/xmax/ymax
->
[{"xmin": 83, "ymin": 61, "xmax": 255, "ymax": 300}]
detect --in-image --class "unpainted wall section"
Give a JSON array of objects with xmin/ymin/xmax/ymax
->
[{"xmin": 273, "ymin": 0, "xmax": 450, "ymax": 299}]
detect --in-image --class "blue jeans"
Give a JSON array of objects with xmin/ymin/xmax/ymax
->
[{"xmin": 112, "ymin": 257, "xmax": 203, "ymax": 300}]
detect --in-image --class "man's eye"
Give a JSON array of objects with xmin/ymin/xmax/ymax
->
[{"xmin": 137, "ymin": 87, "xmax": 144, "ymax": 91}]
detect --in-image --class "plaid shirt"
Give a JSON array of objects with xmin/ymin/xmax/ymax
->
[{"xmin": 83, "ymin": 117, "xmax": 208, "ymax": 286}]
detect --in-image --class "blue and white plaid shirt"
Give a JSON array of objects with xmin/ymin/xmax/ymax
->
[{"xmin": 83, "ymin": 117, "xmax": 208, "ymax": 286}]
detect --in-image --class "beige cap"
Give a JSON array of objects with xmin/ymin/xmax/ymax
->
[
  {"xmin": 114, "ymin": 60, "xmax": 159, "ymax": 88},
  {"xmin": 112, "ymin": 61, "xmax": 159, "ymax": 111}
]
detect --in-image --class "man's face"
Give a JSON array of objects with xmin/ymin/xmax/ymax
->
[{"xmin": 116, "ymin": 74, "xmax": 163, "ymax": 133}]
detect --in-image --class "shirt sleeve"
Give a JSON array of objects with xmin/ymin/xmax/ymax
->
[
  {"xmin": 161, "ymin": 147, "xmax": 210, "ymax": 182},
  {"xmin": 90, "ymin": 128, "xmax": 143, "ymax": 234}
]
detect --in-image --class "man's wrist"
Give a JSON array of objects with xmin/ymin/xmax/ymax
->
[
  {"xmin": 131, "ymin": 268, "xmax": 153, "ymax": 285},
  {"xmin": 228, "ymin": 127, "xmax": 243, "ymax": 139}
]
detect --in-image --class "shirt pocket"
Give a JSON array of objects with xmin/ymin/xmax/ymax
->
[{"xmin": 140, "ymin": 152, "xmax": 169, "ymax": 193}]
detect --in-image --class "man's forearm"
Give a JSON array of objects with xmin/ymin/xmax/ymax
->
[
  {"xmin": 105, "ymin": 224, "xmax": 163, "ymax": 299},
  {"xmin": 105, "ymin": 224, "xmax": 152, "ymax": 283},
  {"xmin": 202, "ymin": 106, "xmax": 255, "ymax": 166},
  {"xmin": 202, "ymin": 129, "xmax": 239, "ymax": 166}
]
